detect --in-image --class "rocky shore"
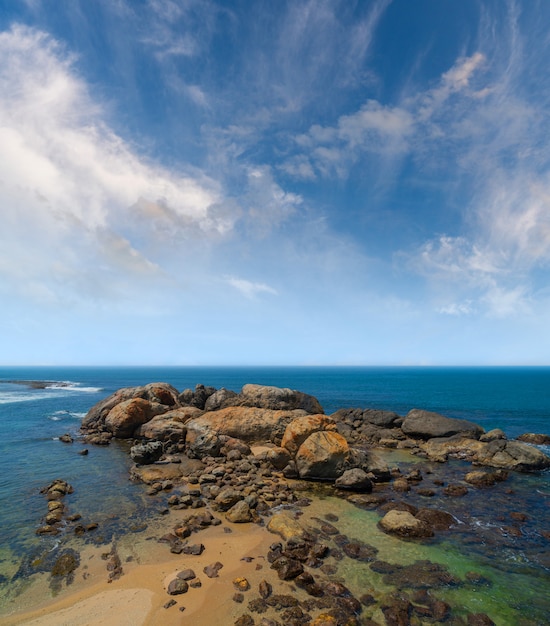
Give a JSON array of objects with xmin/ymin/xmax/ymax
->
[{"xmin": 11, "ymin": 382, "xmax": 550, "ymax": 625}]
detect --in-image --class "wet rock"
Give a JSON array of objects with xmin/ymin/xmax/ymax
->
[
  {"xmin": 342, "ymin": 541, "xmax": 378, "ymax": 562},
  {"xmin": 379, "ymin": 510, "xmax": 434, "ymax": 538},
  {"xmin": 392, "ymin": 478, "xmax": 410, "ymax": 493},
  {"xmin": 465, "ymin": 470, "xmax": 503, "ymax": 487},
  {"xmin": 130, "ymin": 440, "xmax": 164, "ymax": 464},
  {"xmin": 334, "ymin": 468, "xmax": 373, "ymax": 492},
  {"xmin": 270, "ymin": 556, "xmax": 304, "ymax": 580},
  {"xmin": 467, "ymin": 613, "xmax": 496, "ymax": 625},
  {"xmin": 59, "ymin": 433, "xmax": 73, "ymax": 443},
  {"xmin": 78, "ymin": 448, "xmax": 89, "ymax": 455},
  {"xmin": 203, "ymin": 561, "xmax": 224, "ymax": 578},
  {"xmin": 516, "ymin": 433, "xmax": 550, "ymax": 445},
  {"xmin": 267, "ymin": 512, "xmax": 305, "ymax": 541},
  {"xmin": 415, "ymin": 508, "xmax": 455, "ymax": 531},
  {"xmin": 443, "ymin": 483, "xmax": 469, "ymax": 497}
]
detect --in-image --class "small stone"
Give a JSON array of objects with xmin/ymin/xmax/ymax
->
[
  {"xmin": 163, "ymin": 599, "xmax": 177, "ymax": 609},
  {"xmin": 204, "ymin": 561, "xmax": 223, "ymax": 578},
  {"xmin": 259, "ymin": 579, "xmax": 272, "ymax": 599},
  {"xmin": 233, "ymin": 577, "xmax": 251, "ymax": 591},
  {"xmin": 233, "ymin": 592, "xmax": 244, "ymax": 603},
  {"xmin": 167, "ymin": 578, "xmax": 188, "ymax": 595}
]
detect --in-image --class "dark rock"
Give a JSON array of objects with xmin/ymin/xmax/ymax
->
[
  {"xmin": 467, "ymin": 613, "xmax": 496, "ymax": 626},
  {"xmin": 167, "ymin": 578, "xmax": 189, "ymax": 595},
  {"xmin": 59, "ymin": 433, "xmax": 73, "ymax": 443},
  {"xmin": 130, "ymin": 440, "xmax": 164, "ymax": 465},
  {"xmin": 235, "ymin": 615, "xmax": 255, "ymax": 626},
  {"xmin": 415, "ymin": 508, "xmax": 455, "ymax": 531},
  {"xmin": 443, "ymin": 483, "xmax": 468, "ymax": 497},
  {"xmin": 259, "ymin": 579, "xmax": 272, "ymax": 599},
  {"xmin": 270, "ymin": 556, "xmax": 304, "ymax": 580},
  {"xmin": 334, "ymin": 468, "xmax": 373, "ymax": 492},
  {"xmin": 177, "ymin": 568, "xmax": 196, "ymax": 581},
  {"xmin": 516, "ymin": 433, "xmax": 550, "ymax": 445},
  {"xmin": 402, "ymin": 409, "xmax": 484, "ymax": 440}
]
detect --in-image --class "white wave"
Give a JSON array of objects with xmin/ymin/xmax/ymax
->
[
  {"xmin": 48, "ymin": 416, "xmax": 62, "ymax": 421},
  {"xmin": 50, "ymin": 382, "xmax": 103, "ymax": 393}
]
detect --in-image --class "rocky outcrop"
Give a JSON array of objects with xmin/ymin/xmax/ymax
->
[
  {"xmin": 421, "ymin": 436, "xmax": 550, "ymax": 471},
  {"xmin": 185, "ymin": 406, "xmax": 307, "ymax": 447},
  {"xmin": 295, "ymin": 431, "xmax": 349, "ymax": 479},
  {"xmin": 134, "ymin": 406, "xmax": 200, "ymax": 441},
  {"xmin": 236, "ymin": 384, "xmax": 324, "ymax": 414},
  {"xmin": 402, "ymin": 409, "xmax": 484, "ymax": 440},
  {"xmin": 104, "ymin": 398, "xmax": 169, "ymax": 438}
]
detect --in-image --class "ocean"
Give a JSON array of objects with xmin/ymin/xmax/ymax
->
[{"xmin": 0, "ymin": 366, "xmax": 549, "ymax": 623}]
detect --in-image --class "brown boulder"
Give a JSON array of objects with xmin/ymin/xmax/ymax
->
[
  {"xmin": 295, "ymin": 431, "xmax": 349, "ymax": 480},
  {"xmin": 104, "ymin": 398, "xmax": 168, "ymax": 438},
  {"xmin": 280, "ymin": 414, "xmax": 337, "ymax": 455},
  {"xmin": 81, "ymin": 383, "xmax": 180, "ymax": 433},
  {"xmin": 237, "ymin": 384, "xmax": 324, "ymax": 414},
  {"xmin": 185, "ymin": 406, "xmax": 307, "ymax": 445},
  {"xmin": 134, "ymin": 407, "xmax": 200, "ymax": 440}
]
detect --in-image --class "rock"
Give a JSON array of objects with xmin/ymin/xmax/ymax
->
[
  {"xmin": 178, "ymin": 384, "xmax": 216, "ymax": 409},
  {"xmin": 465, "ymin": 471, "xmax": 499, "ymax": 487},
  {"xmin": 134, "ymin": 408, "xmax": 198, "ymax": 441},
  {"xmin": 204, "ymin": 388, "xmax": 239, "ymax": 411},
  {"xmin": 203, "ymin": 561, "xmax": 223, "ymax": 578},
  {"xmin": 443, "ymin": 483, "xmax": 468, "ymax": 497},
  {"xmin": 392, "ymin": 478, "xmax": 410, "ymax": 493},
  {"xmin": 517, "ymin": 433, "xmax": 550, "ymax": 445},
  {"xmin": 402, "ymin": 409, "xmax": 484, "ymax": 440},
  {"xmin": 130, "ymin": 441, "xmax": 164, "ymax": 465},
  {"xmin": 215, "ymin": 489, "xmax": 243, "ymax": 511},
  {"xmin": 233, "ymin": 577, "xmax": 250, "ymax": 591},
  {"xmin": 334, "ymin": 468, "xmax": 373, "ymax": 492},
  {"xmin": 467, "ymin": 613, "xmax": 496, "ymax": 626},
  {"xmin": 176, "ymin": 569, "xmax": 196, "ymax": 581},
  {"xmin": 259, "ymin": 579, "xmax": 272, "ymax": 599},
  {"xmin": 422, "ymin": 436, "xmax": 487, "ymax": 463},
  {"xmin": 265, "ymin": 446, "xmax": 291, "ymax": 470},
  {"xmin": 474, "ymin": 439, "xmax": 550, "ymax": 472},
  {"xmin": 78, "ymin": 449, "xmax": 89, "ymax": 455},
  {"xmin": 414, "ymin": 508, "xmax": 455, "ymax": 530},
  {"xmin": 81, "ymin": 383, "xmax": 180, "ymax": 434},
  {"xmin": 59, "ymin": 433, "xmax": 73, "ymax": 443},
  {"xmin": 295, "ymin": 431, "xmax": 349, "ymax": 480},
  {"xmin": 480, "ymin": 428, "xmax": 507, "ymax": 442},
  {"xmin": 130, "ymin": 463, "xmax": 183, "ymax": 484},
  {"xmin": 270, "ymin": 556, "xmax": 304, "ymax": 580},
  {"xmin": 185, "ymin": 407, "xmax": 307, "ymax": 449},
  {"xmin": 167, "ymin": 578, "xmax": 188, "ymax": 595},
  {"xmin": 280, "ymin": 414, "xmax": 337, "ymax": 455},
  {"xmin": 267, "ymin": 513, "xmax": 306, "ymax": 542},
  {"xmin": 237, "ymin": 384, "xmax": 324, "ymax": 413},
  {"xmin": 226, "ymin": 501, "xmax": 252, "ymax": 523},
  {"xmin": 378, "ymin": 510, "xmax": 434, "ymax": 538},
  {"xmin": 104, "ymin": 398, "xmax": 168, "ymax": 438}
]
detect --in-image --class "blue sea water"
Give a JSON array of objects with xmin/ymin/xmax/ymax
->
[{"xmin": 0, "ymin": 366, "xmax": 549, "ymax": 621}]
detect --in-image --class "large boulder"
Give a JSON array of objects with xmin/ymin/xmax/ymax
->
[
  {"xmin": 474, "ymin": 439, "xmax": 550, "ymax": 472},
  {"xmin": 334, "ymin": 468, "xmax": 373, "ymax": 492},
  {"xmin": 104, "ymin": 398, "xmax": 168, "ymax": 438},
  {"xmin": 204, "ymin": 388, "xmax": 239, "ymax": 411},
  {"xmin": 185, "ymin": 406, "xmax": 307, "ymax": 446},
  {"xmin": 236, "ymin": 384, "xmax": 324, "ymax": 414},
  {"xmin": 280, "ymin": 414, "xmax": 337, "ymax": 455},
  {"xmin": 332, "ymin": 408, "xmax": 402, "ymax": 428},
  {"xmin": 422, "ymin": 436, "xmax": 486, "ymax": 463},
  {"xmin": 295, "ymin": 431, "xmax": 349, "ymax": 480},
  {"xmin": 134, "ymin": 406, "xmax": 201, "ymax": 441},
  {"xmin": 378, "ymin": 510, "xmax": 434, "ymax": 539},
  {"xmin": 81, "ymin": 383, "xmax": 180, "ymax": 434},
  {"xmin": 402, "ymin": 409, "xmax": 484, "ymax": 440}
]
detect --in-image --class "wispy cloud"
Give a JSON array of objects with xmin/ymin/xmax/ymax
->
[
  {"xmin": 225, "ymin": 276, "xmax": 278, "ymax": 299},
  {"xmin": 0, "ymin": 24, "xmax": 227, "ymax": 305}
]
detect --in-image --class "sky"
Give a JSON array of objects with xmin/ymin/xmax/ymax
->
[{"xmin": 1, "ymin": 0, "xmax": 549, "ymax": 366}]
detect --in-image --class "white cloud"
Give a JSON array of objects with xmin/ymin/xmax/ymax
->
[
  {"xmin": 225, "ymin": 276, "xmax": 278, "ymax": 298},
  {"xmin": 0, "ymin": 24, "xmax": 228, "ymax": 306}
]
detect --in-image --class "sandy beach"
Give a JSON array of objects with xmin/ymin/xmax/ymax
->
[{"xmin": 0, "ymin": 521, "xmax": 276, "ymax": 626}]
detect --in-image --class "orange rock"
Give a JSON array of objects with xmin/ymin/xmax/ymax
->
[
  {"xmin": 280, "ymin": 414, "xmax": 337, "ymax": 455},
  {"xmin": 295, "ymin": 431, "xmax": 349, "ymax": 479}
]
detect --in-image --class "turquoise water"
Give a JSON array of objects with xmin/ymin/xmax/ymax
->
[{"xmin": 0, "ymin": 366, "xmax": 549, "ymax": 622}]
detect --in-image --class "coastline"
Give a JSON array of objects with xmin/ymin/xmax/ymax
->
[{"xmin": 0, "ymin": 519, "xmax": 274, "ymax": 626}]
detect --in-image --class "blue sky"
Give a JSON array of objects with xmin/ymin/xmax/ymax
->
[{"xmin": 1, "ymin": 0, "xmax": 549, "ymax": 365}]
